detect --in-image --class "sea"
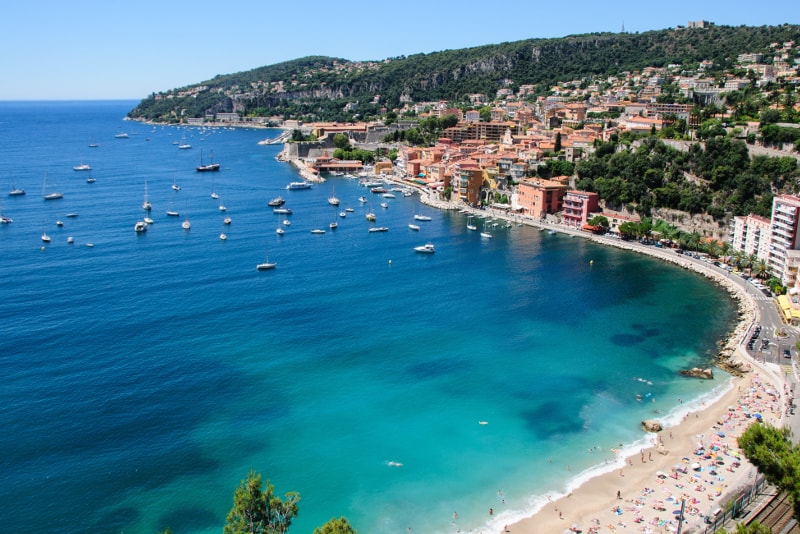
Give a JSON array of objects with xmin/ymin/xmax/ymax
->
[{"xmin": 0, "ymin": 100, "xmax": 739, "ymax": 534}]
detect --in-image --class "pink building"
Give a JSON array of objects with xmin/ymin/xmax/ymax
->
[{"xmin": 562, "ymin": 190, "xmax": 600, "ymax": 227}]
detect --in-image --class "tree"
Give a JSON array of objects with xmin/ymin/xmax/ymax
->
[
  {"xmin": 588, "ymin": 215, "xmax": 609, "ymax": 228},
  {"xmin": 554, "ymin": 132, "xmax": 562, "ymax": 152},
  {"xmin": 738, "ymin": 423, "xmax": 800, "ymax": 518},
  {"xmin": 224, "ymin": 470, "xmax": 300, "ymax": 534},
  {"xmin": 333, "ymin": 133, "xmax": 351, "ymax": 151},
  {"xmin": 313, "ymin": 517, "xmax": 357, "ymax": 534}
]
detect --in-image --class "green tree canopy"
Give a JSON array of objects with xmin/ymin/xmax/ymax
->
[
  {"xmin": 738, "ymin": 424, "xmax": 800, "ymax": 518},
  {"xmin": 313, "ymin": 517, "xmax": 357, "ymax": 534},
  {"xmin": 224, "ymin": 470, "xmax": 300, "ymax": 534}
]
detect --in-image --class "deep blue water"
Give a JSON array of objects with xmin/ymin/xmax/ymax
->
[{"xmin": 0, "ymin": 101, "xmax": 737, "ymax": 533}]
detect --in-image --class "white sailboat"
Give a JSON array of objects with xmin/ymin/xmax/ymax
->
[
  {"xmin": 171, "ymin": 177, "xmax": 181, "ymax": 191},
  {"xmin": 42, "ymin": 173, "xmax": 63, "ymax": 200},
  {"xmin": 466, "ymin": 216, "xmax": 477, "ymax": 231},
  {"xmin": 8, "ymin": 173, "xmax": 24, "ymax": 196},
  {"xmin": 210, "ymin": 175, "xmax": 219, "ymax": 199},
  {"xmin": 142, "ymin": 181, "xmax": 152, "ymax": 211},
  {"xmin": 328, "ymin": 185, "xmax": 340, "ymax": 206},
  {"xmin": 182, "ymin": 203, "xmax": 191, "ymax": 230},
  {"xmin": 177, "ymin": 131, "xmax": 192, "ymax": 149},
  {"xmin": 256, "ymin": 243, "xmax": 276, "ymax": 270}
]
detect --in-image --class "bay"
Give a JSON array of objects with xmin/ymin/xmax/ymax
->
[{"xmin": 0, "ymin": 101, "xmax": 737, "ymax": 533}]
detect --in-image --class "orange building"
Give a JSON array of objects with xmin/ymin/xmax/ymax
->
[{"xmin": 516, "ymin": 179, "xmax": 568, "ymax": 219}]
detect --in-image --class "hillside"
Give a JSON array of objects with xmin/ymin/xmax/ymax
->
[{"xmin": 128, "ymin": 24, "xmax": 800, "ymax": 123}]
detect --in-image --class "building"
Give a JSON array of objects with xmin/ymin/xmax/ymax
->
[
  {"xmin": 562, "ymin": 191, "xmax": 600, "ymax": 227},
  {"xmin": 769, "ymin": 195, "xmax": 800, "ymax": 285},
  {"xmin": 456, "ymin": 165, "xmax": 484, "ymax": 205},
  {"xmin": 515, "ymin": 179, "xmax": 567, "ymax": 219},
  {"xmin": 731, "ymin": 213, "xmax": 772, "ymax": 260}
]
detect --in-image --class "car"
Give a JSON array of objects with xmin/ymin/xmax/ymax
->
[{"xmin": 784, "ymin": 349, "xmax": 791, "ymax": 358}]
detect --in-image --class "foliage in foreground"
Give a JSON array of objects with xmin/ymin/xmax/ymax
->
[
  {"xmin": 224, "ymin": 470, "xmax": 300, "ymax": 534},
  {"xmin": 738, "ymin": 423, "xmax": 800, "ymax": 518},
  {"xmin": 222, "ymin": 470, "xmax": 356, "ymax": 534}
]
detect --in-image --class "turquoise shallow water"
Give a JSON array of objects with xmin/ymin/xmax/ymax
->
[{"xmin": 0, "ymin": 101, "xmax": 737, "ymax": 533}]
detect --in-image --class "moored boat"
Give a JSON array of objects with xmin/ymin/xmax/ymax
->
[
  {"xmin": 414, "ymin": 243, "xmax": 435, "ymax": 253},
  {"xmin": 286, "ymin": 181, "xmax": 311, "ymax": 190},
  {"xmin": 268, "ymin": 196, "xmax": 285, "ymax": 207}
]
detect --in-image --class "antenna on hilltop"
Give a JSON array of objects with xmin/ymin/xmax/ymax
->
[{"xmin": 621, "ymin": 20, "xmax": 626, "ymax": 33}]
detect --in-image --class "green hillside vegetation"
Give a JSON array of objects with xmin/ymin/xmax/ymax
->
[
  {"xmin": 128, "ymin": 24, "xmax": 800, "ymax": 122},
  {"xmin": 574, "ymin": 136, "xmax": 799, "ymax": 220}
]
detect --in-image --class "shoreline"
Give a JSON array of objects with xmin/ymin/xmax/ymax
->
[
  {"xmin": 283, "ymin": 165, "xmax": 790, "ymax": 533},
  {"xmin": 411, "ymin": 185, "xmax": 788, "ymax": 533}
]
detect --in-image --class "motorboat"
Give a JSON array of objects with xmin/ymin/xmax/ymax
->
[
  {"xmin": 143, "ymin": 217, "xmax": 154, "ymax": 224},
  {"xmin": 339, "ymin": 211, "xmax": 347, "ymax": 218},
  {"xmin": 370, "ymin": 187, "xmax": 387, "ymax": 194},
  {"xmin": 480, "ymin": 231, "xmax": 493, "ymax": 239},
  {"xmin": 219, "ymin": 233, "xmax": 227, "ymax": 241},
  {"xmin": 114, "ymin": 132, "xmax": 129, "ymax": 139},
  {"xmin": 0, "ymin": 214, "xmax": 12, "ymax": 224},
  {"xmin": 73, "ymin": 163, "xmax": 91, "ymax": 171},
  {"xmin": 286, "ymin": 181, "xmax": 311, "ymax": 190},
  {"xmin": 276, "ymin": 227, "xmax": 284, "ymax": 235},
  {"xmin": 329, "ymin": 222, "xmax": 338, "ymax": 230},
  {"xmin": 345, "ymin": 207, "xmax": 354, "ymax": 212},
  {"xmin": 67, "ymin": 236, "xmax": 74, "ymax": 244},
  {"xmin": 273, "ymin": 207, "xmax": 292, "ymax": 214},
  {"xmin": 166, "ymin": 210, "xmax": 180, "ymax": 217},
  {"xmin": 65, "ymin": 213, "xmax": 78, "ymax": 218},
  {"xmin": 134, "ymin": 221, "xmax": 148, "ymax": 233},
  {"xmin": 86, "ymin": 177, "xmax": 96, "ymax": 183},
  {"xmin": 368, "ymin": 227, "xmax": 388, "ymax": 233},
  {"xmin": 223, "ymin": 217, "xmax": 232, "ymax": 225},
  {"xmin": 408, "ymin": 224, "xmax": 420, "ymax": 231},
  {"xmin": 414, "ymin": 215, "xmax": 432, "ymax": 221},
  {"xmin": 268, "ymin": 196, "xmax": 285, "ymax": 207},
  {"xmin": 310, "ymin": 228, "xmax": 326, "ymax": 234},
  {"xmin": 381, "ymin": 193, "xmax": 395, "ymax": 199},
  {"xmin": 358, "ymin": 196, "xmax": 367, "ymax": 203},
  {"xmin": 414, "ymin": 243, "xmax": 435, "ymax": 253},
  {"xmin": 182, "ymin": 219, "xmax": 191, "ymax": 230},
  {"xmin": 282, "ymin": 219, "xmax": 291, "ymax": 226},
  {"xmin": 56, "ymin": 220, "xmax": 63, "ymax": 227},
  {"xmin": 380, "ymin": 202, "xmax": 389, "ymax": 209}
]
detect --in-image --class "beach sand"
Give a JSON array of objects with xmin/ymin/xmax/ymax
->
[{"xmin": 505, "ymin": 368, "xmax": 787, "ymax": 534}]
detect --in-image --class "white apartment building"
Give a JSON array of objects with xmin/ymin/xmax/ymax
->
[
  {"xmin": 731, "ymin": 213, "xmax": 772, "ymax": 260},
  {"xmin": 769, "ymin": 195, "xmax": 800, "ymax": 285}
]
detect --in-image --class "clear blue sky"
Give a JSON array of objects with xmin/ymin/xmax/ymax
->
[{"xmin": 1, "ymin": 0, "xmax": 797, "ymax": 101}]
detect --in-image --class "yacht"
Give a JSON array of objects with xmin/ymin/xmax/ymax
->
[
  {"xmin": 8, "ymin": 186, "xmax": 25, "ymax": 196},
  {"xmin": 286, "ymin": 181, "xmax": 311, "ymax": 190},
  {"xmin": 257, "ymin": 245, "xmax": 276, "ymax": 271},
  {"xmin": 368, "ymin": 227, "xmax": 389, "ymax": 233},
  {"xmin": 268, "ymin": 196, "xmax": 285, "ymax": 207},
  {"xmin": 114, "ymin": 132, "xmax": 129, "ymax": 139},
  {"xmin": 414, "ymin": 243, "xmax": 435, "ymax": 253}
]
